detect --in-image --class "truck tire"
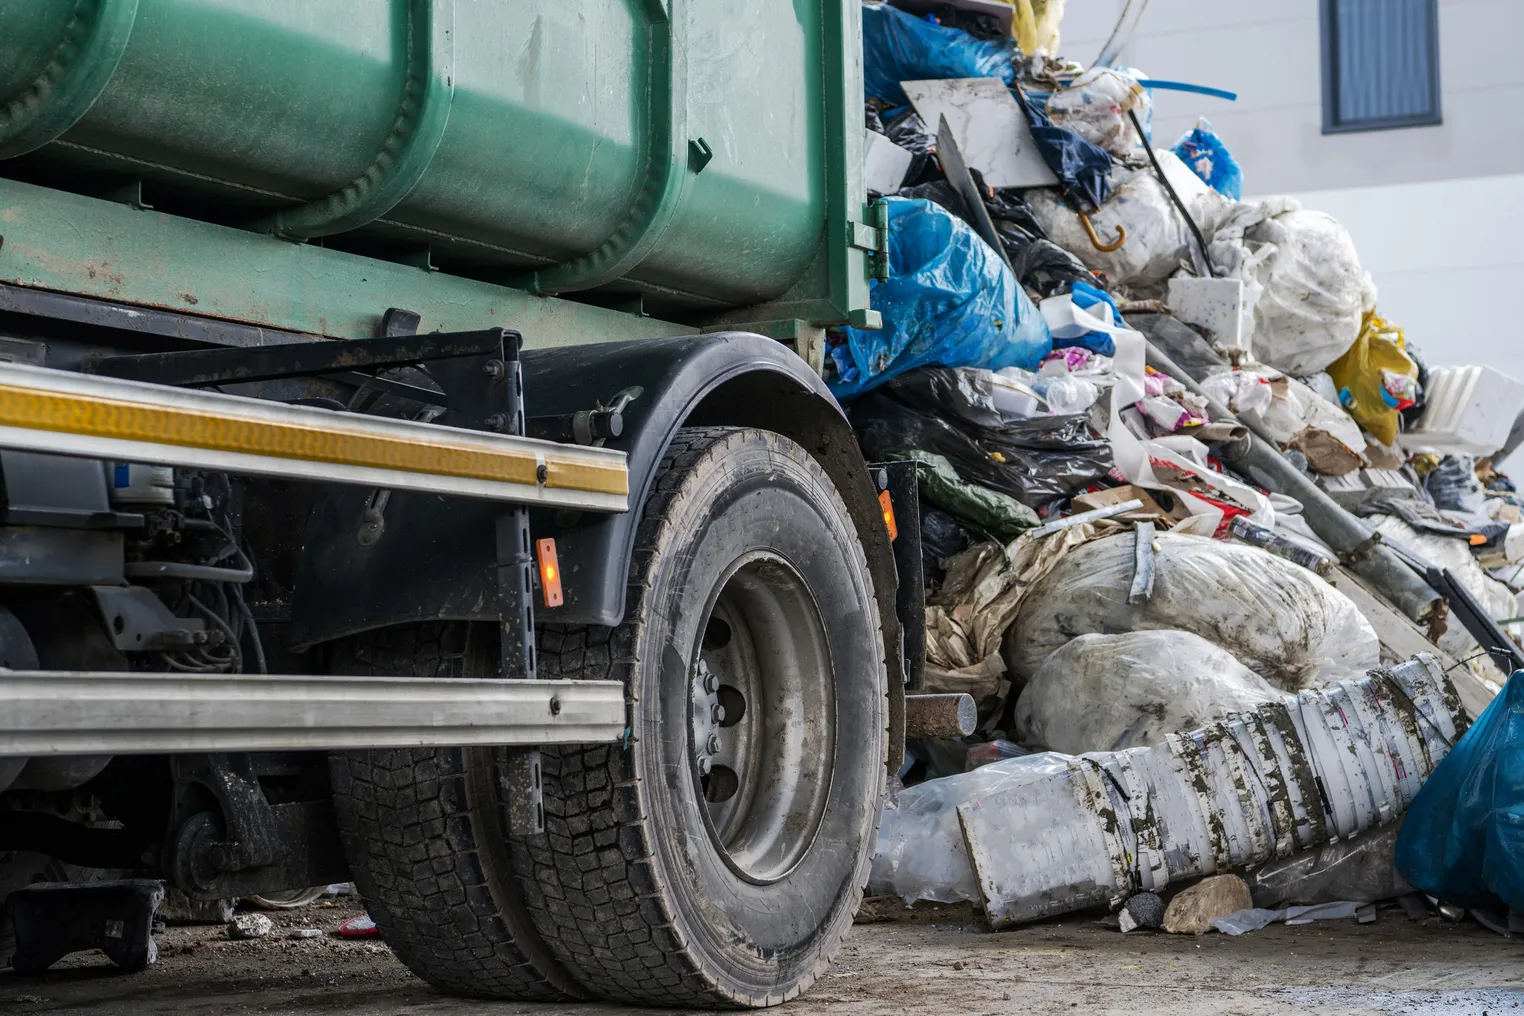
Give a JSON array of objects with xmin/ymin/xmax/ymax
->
[
  {"xmin": 520, "ymin": 426, "xmax": 889, "ymax": 1007},
  {"xmin": 327, "ymin": 623, "xmax": 581, "ymax": 1001}
]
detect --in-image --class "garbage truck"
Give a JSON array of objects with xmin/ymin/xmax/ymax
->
[{"xmin": 0, "ymin": 1, "xmax": 927, "ymax": 1006}]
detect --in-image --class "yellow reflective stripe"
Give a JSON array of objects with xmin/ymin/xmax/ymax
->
[{"xmin": 0, "ymin": 382, "xmax": 628, "ymax": 496}]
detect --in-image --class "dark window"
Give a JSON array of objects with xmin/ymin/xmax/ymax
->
[{"xmin": 1321, "ymin": 0, "xmax": 1441, "ymax": 133}]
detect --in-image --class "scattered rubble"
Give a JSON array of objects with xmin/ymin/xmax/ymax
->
[
  {"xmin": 1163, "ymin": 876, "xmax": 1253, "ymax": 936},
  {"xmin": 226, "ymin": 914, "xmax": 274, "ymax": 941},
  {"xmin": 855, "ymin": 0, "xmax": 1524, "ymax": 946}
]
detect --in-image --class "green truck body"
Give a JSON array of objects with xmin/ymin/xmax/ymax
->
[{"xmin": 0, "ymin": 0, "xmax": 878, "ymax": 346}]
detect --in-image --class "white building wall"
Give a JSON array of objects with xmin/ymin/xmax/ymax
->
[{"xmin": 1057, "ymin": 0, "xmax": 1524, "ymax": 467}]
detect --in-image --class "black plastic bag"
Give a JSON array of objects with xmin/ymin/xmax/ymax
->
[
  {"xmin": 882, "ymin": 110, "xmax": 942, "ymax": 189},
  {"xmin": 921, "ymin": 508, "xmax": 971, "ymax": 585},
  {"xmin": 849, "ymin": 382, "xmax": 1113, "ymax": 507},
  {"xmin": 883, "ymin": 369, "xmax": 1105, "ymax": 453},
  {"xmin": 986, "ymin": 188, "xmax": 1047, "ymax": 240},
  {"xmin": 1007, "ymin": 234, "xmax": 1099, "ymax": 298},
  {"xmin": 865, "ymin": 102, "xmax": 886, "ymax": 135}
]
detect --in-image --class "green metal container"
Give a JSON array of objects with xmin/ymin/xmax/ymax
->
[{"xmin": 0, "ymin": 0, "xmax": 877, "ymax": 341}]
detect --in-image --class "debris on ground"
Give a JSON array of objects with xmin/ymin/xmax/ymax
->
[
  {"xmin": 852, "ymin": 0, "xmax": 1524, "ymax": 950},
  {"xmin": 226, "ymin": 914, "xmax": 274, "ymax": 941},
  {"xmin": 1162, "ymin": 876, "xmax": 1253, "ymax": 936},
  {"xmin": 335, "ymin": 914, "xmax": 379, "ymax": 939}
]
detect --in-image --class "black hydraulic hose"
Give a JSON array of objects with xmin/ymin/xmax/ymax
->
[{"xmin": 1129, "ymin": 108, "xmax": 1216, "ymax": 277}]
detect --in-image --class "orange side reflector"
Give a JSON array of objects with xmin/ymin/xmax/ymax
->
[
  {"xmin": 1470, "ymin": 533, "xmax": 1487, "ymax": 546},
  {"xmin": 536, "ymin": 538, "xmax": 564, "ymax": 607},
  {"xmin": 879, "ymin": 489, "xmax": 898, "ymax": 542}
]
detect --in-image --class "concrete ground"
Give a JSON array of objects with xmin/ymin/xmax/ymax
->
[{"xmin": 4, "ymin": 899, "xmax": 1522, "ymax": 1015}]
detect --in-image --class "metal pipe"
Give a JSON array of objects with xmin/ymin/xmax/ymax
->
[
  {"xmin": 1142, "ymin": 341, "xmax": 1442, "ymax": 624},
  {"xmin": 904, "ymin": 693, "xmax": 977, "ymax": 739}
]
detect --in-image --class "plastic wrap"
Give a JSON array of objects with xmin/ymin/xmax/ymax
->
[
  {"xmin": 1246, "ymin": 826, "xmax": 1412, "ymax": 908},
  {"xmin": 1425, "ymin": 455, "xmax": 1487, "ymax": 516},
  {"xmin": 1028, "ymin": 150, "xmax": 1232, "ymax": 292},
  {"xmin": 1015, "ymin": 630, "xmax": 1282, "ymax": 753},
  {"xmin": 830, "ymin": 198, "xmax": 1050, "ymax": 398},
  {"xmin": 1245, "ymin": 373, "xmax": 1368, "ymax": 476},
  {"xmin": 861, "ymin": 3, "xmax": 1015, "ymax": 107},
  {"xmin": 1171, "ymin": 117, "xmax": 1243, "ymax": 200},
  {"xmin": 1008, "ymin": 531, "xmax": 1381, "ymax": 689},
  {"xmin": 1046, "ymin": 67, "xmax": 1150, "ymax": 157},
  {"xmin": 1212, "ymin": 902, "xmax": 1360, "ymax": 936},
  {"xmin": 850, "ymin": 387, "xmax": 1113, "ymax": 507},
  {"xmin": 1397, "ymin": 671, "xmax": 1524, "ymax": 913},
  {"xmin": 1209, "ymin": 201, "xmax": 1375, "ymax": 375},
  {"xmin": 868, "ymin": 752, "xmax": 1074, "ymax": 904}
]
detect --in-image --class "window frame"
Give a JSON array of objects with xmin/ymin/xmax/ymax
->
[{"xmin": 1320, "ymin": 0, "xmax": 1443, "ymax": 134}]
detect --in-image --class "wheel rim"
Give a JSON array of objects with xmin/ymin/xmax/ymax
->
[{"xmin": 690, "ymin": 552, "xmax": 836, "ymax": 884}]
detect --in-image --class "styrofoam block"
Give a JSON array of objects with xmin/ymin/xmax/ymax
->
[
  {"xmin": 1400, "ymin": 365, "xmax": 1524, "ymax": 456},
  {"xmin": 1167, "ymin": 276, "xmax": 1244, "ymax": 351},
  {"xmin": 864, "ymin": 129, "xmax": 912, "ymax": 196}
]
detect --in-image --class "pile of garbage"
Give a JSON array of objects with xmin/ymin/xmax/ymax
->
[{"xmin": 841, "ymin": 0, "xmax": 1524, "ymax": 936}]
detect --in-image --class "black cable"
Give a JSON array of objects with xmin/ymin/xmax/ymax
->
[{"xmin": 1128, "ymin": 108, "xmax": 1216, "ymax": 278}]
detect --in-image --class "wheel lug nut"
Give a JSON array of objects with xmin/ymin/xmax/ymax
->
[
  {"xmin": 696, "ymin": 756, "xmax": 712, "ymax": 775},
  {"xmin": 706, "ymin": 734, "xmax": 721, "ymax": 754},
  {"xmin": 703, "ymin": 673, "xmax": 719, "ymax": 693},
  {"xmin": 712, "ymin": 703, "xmax": 725, "ymax": 723}
]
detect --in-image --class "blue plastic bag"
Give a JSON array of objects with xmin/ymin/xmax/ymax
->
[
  {"xmin": 1395, "ymin": 672, "xmax": 1524, "ymax": 912},
  {"xmin": 1050, "ymin": 280, "xmax": 1121, "ymax": 357},
  {"xmin": 1171, "ymin": 117, "xmax": 1243, "ymax": 200},
  {"xmin": 830, "ymin": 198, "xmax": 1051, "ymax": 400},
  {"xmin": 862, "ymin": 3, "xmax": 1015, "ymax": 107}
]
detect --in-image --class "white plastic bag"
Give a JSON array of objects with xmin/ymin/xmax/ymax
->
[
  {"xmin": 1007, "ymin": 531, "xmax": 1381, "ymax": 689},
  {"xmin": 1029, "ymin": 150, "xmax": 1231, "ymax": 292},
  {"xmin": 1045, "ymin": 67, "xmax": 1149, "ymax": 157},
  {"xmin": 1014, "ymin": 630, "xmax": 1282, "ymax": 753},
  {"xmin": 868, "ymin": 752, "xmax": 1073, "ymax": 904},
  {"xmin": 1247, "ymin": 372, "xmax": 1368, "ymax": 475},
  {"xmin": 1208, "ymin": 200, "xmax": 1374, "ymax": 374}
]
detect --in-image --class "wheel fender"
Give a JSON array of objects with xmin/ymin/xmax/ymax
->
[{"xmin": 288, "ymin": 332, "xmax": 905, "ymax": 769}]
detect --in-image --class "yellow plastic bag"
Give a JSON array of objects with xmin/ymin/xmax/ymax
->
[
  {"xmin": 1325, "ymin": 310, "xmax": 1418, "ymax": 447},
  {"xmin": 1006, "ymin": 0, "xmax": 1066, "ymax": 55}
]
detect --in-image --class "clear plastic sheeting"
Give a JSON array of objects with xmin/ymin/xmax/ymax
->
[
  {"xmin": 1245, "ymin": 826, "xmax": 1412, "ymax": 909},
  {"xmin": 830, "ymin": 198, "xmax": 1050, "ymax": 399},
  {"xmin": 1046, "ymin": 67, "xmax": 1150, "ymax": 157},
  {"xmin": 869, "ymin": 752, "xmax": 1074, "ymax": 904},
  {"xmin": 1212, "ymin": 901, "xmax": 1360, "ymax": 936},
  {"xmin": 1015, "ymin": 630, "xmax": 1282, "ymax": 753},
  {"xmin": 1208, "ymin": 200, "xmax": 1375, "ymax": 375},
  {"xmin": 1007, "ymin": 531, "xmax": 1381, "ymax": 690}
]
